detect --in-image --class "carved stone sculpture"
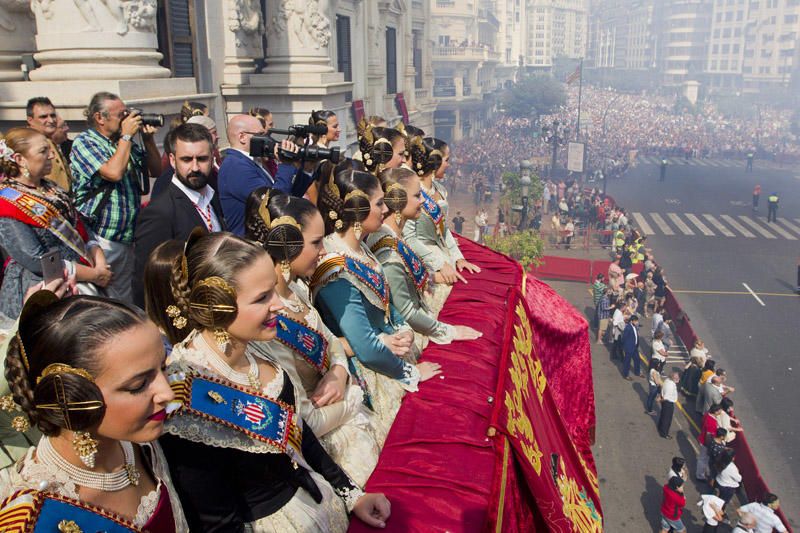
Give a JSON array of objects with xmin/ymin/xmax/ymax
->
[{"xmin": 229, "ymin": 0, "xmax": 263, "ymax": 48}]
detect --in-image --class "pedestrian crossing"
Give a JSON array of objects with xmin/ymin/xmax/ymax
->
[
  {"xmin": 630, "ymin": 212, "xmax": 800, "ymax": 240},
  {"xmin": 636, "ymin": 155, "xmax": 794, "ymax": 170}
]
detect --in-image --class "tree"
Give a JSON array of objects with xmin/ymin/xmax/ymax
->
[
  {"xmin": 484, "ymin": 231, "xmax": 544, "ymax": 269},
  {"xmin": 500, "ymin": 75, "xmax": 567, "ymax": 118}
]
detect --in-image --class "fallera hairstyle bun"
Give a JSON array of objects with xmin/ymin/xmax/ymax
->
[
  {"xmin": 357, "ymin": 119, "xmax": 402, "ymax": 174},
  {"xmin": 245, "ymin": 187, "xmax": 319, "ymax": 266},
  {"xmin": 6, "ymin": 292, "xmax": 145, "ymax": 435},
  {"xmin": 379, "ymin": 167, "xmax": 417, "ymax": 215},
  {"xmin": 317, "ymin": 164, "xmax": 379, "ymax": 235},
  {"xmin": 0, "ymin": 127, "xmax": 42, "ymax": 178},
  {"xmin": 409, "ymin": 136, "xmax": 448, "ymax": 177}
]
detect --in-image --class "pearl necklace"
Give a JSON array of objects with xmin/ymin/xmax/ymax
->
[
  {"xmin": 37, "ymin": 437, "xmax": 140, "ymax": 492},
  {"xmin": 279, "ymin": 292, "xmax": 305, "ymax": 314},
  {"xmin": 196, "ymin": 333, "xmax": 261, "ymax": 389}
]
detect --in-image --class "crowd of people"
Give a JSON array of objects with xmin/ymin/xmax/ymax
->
[
  {"xmin": 0, "ymin": 92, "xmax": 485, "ymax": 531},
  {"xmin": 590, "ymin": 203, "xmax": 788, "ymax": 533}
]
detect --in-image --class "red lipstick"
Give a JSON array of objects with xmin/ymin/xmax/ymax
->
[{"xmin": 148, "ymin": 409, "xmax": 166, "ymax": 422}]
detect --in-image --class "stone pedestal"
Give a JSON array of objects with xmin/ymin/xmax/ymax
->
[
  {"xmin": 222, "ymin": 0, "xmax": 351, "ymax": 148},
  {"xmin": 222, "ymin": 0, "xmax": 262, "ymax": 84},
  {"xmin": 29, "ymin": 0, "xmax": 170, "ymax": 81},
  {"xmin": 0, "ymin": 0, "xmax": 35, "ymax": 81}
]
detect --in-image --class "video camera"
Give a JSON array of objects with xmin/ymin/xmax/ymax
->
[
  {"xmin": 122, "ymin": 107, "xmax": 165, "ymax": 128},
  {"xmin": 250, "ymin": 123, "xmax": 340, "ymax": 163}
]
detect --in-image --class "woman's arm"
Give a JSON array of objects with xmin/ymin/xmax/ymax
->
[
  {"xmin": 403, "ymin": 217, "xmax": 444, "ymax": 271},
  {"xmin": 0, "ymin": 218, "xmax": 49, "ymax": 274}
]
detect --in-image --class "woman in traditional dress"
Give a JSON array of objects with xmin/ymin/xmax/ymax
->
[
  {"xmin": 367, "ymin": 167, "xmax": 481, "ymax": 351},
  {"xmin": 149, "ymin": 230, "xmax": 390, "ymax": 532},
  {"xmin": 403, "ymin": 137, "xmax": 480, "ymax": 314},
  {"xmin": 244, "ymin": 189, "xmax": 380, "ymax": 486},
  {"xmin": 0, "ymin": 292, "xmax": 187, "ymax": 531},
  {"xmin": 0, "ymin": 128, "xmax": 111, "ymax": 317},
  {"xmin": 357, "ymin": 121, "xmax": 406, "ymax": 177},
  {"xmin": 313, "ymin": 166, "xmax": 442, "ymax": 444}
]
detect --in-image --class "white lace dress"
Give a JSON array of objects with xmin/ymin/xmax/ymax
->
[
  {"xmin": 258, "ymin": 281, "xmax": 380, "ymax": 487},
  {"xmin": 0, "ymin": 440, "xmax": 188, "ymax": 530}
]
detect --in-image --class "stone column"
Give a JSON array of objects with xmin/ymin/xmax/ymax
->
[
  {"xmin": 0, "ymin": 0, "xmax": 35, "ymax": 81},
  {"xmin": 29, "ymin": 0, "xmax": 170, "ymax": 81},
  {"xmin": 222, "ymin": 0, "xmax": 262, "ymax": 84}
]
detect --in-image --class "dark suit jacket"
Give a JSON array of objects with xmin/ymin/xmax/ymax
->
[
  {"xmin": 622, "ymin": 322, "xmax": 639, "ymax": 355},
  {"xmin": 217, "ymin": 149, "xmax": 315, "ymax": 235},
  {"xmin": 132, "ymin": 182, "xmax": 226, "ymax": 308}
]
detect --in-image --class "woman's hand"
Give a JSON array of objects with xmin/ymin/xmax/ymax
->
[
  {"xmin": 453, "ymin": 325, "xmax": 482, "ymax": 341},
  {"xmin": 339, "ymin": 337, "xmax": 354, "ymax": 357},
  {"xmin": 379, "ymin": 333, "xmax": 412, "ymax": 357},
  {"xmin": 310, "ymin": 365, "xmax": 348, "ymax": 407},
  {"xmin": 24, "ymin": 275, "xmax": 73, "ymax": 302},
  {"xmin": 352, "ymin": 493, "xmax": 391, "ymax": 528},
  {"xmin": 456, "ymin": 258, "xmax": 481, "ymax": 275},
  {"xmin": 437, "ymin": 263, "xmax": 465, "ymax": 285},
  {"xmin": 416, "ymin": 361, "xmax": 442, "ymax": 381}
]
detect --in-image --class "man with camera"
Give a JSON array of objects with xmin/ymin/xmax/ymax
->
[
  {"xmin": 70, "ymin": 91, "xmax": 162, "ymax": 303},
  {"xmin": 218, "ymin": 114, "xmax": 303, "ymax": 235}
]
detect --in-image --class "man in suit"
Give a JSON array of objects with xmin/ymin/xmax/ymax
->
[
  {"xmin": 132, "ymin": 123, "xmax": 225, "ymax": 308},
  {"xmin": 621, "ymin": 314, "xmax": 641, "ymax": 380},
  {"xmin": 217, "ymin": 114, "xmax": 312, "ymax": 235},
  {"xmin": 26, "ymin": 96, "xmax": 73, "ymax": 191}
]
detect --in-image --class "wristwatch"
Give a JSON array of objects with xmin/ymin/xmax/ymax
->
[{"xmin": 121, "ymin": 134, "xmax": 133, "ymax": 142}]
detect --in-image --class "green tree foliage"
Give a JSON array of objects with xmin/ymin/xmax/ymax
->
[
  {"xmin": 500, "ymin": 75, "xmax": 566, "ymax": 118},
  {"xmin": 484, "ymin": 231, "xmax": 545, "ymax": 269}
]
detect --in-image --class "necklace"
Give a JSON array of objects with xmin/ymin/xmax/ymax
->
[
  {"xmin": 279, "ymin": 292, "xmax": 305, "ymax": 314},
  {"xmin": 38, "ymin": 437, "xmax": 140, "ymax": 491},
  {"xmin": 196, "ymin": 333, "xmax": 261, "ymax": 389}
]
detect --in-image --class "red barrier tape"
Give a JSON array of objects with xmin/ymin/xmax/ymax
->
[{"xmin": 529, "ymin": 256, "xmax": 792, "ymax": 531}]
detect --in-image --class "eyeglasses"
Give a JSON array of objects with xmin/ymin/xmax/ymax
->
[{"xmin": 242, "ymin": 131, "xmax": 266, "ymax": 136}]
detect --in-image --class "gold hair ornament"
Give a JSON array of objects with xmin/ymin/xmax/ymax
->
[
  {"xmin": 16, "ymin": 332, "xmax": 29, "ymax": 372},
  {"xmin": 258, "ymin": 190, "xmax": 272, "ymax": 228},
  {"xmin": 166, "ymin": 305, "xmax": 187, "ymax": 330},
  {"xmin": 37, "ymin": 363, "xmax": 95, "ymax": 385},
  {"xmin": 344, "ymin": 189, "xmax": 370, "ymax": 204}
]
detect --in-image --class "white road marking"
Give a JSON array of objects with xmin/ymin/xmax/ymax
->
[
  {"xmin": 667, "ymin": 213, "xmax": 695, "ymax": 235},
  {"xmin": 720, "ymin": 215, "xmax": 755, "ymax": 238},
  {"xmin": 703, "ymin": 214, "xmax": 735, "ymax": 237},
  {"xmin": 760, "ymin": 220, "xmax": 797, "ymax": 240},
  {"xmin": 632, "ymin": 213, "xmax": 655, "ymax": 235},
  {"xmin": 694, "ymin": 159, "xmax": 710, "ymax": 166},
  {"xmin": 737, "ymin": 216, "xmax": 777, "ymax": 239},
  {"xmin": 777, "ymin": 218, "xmax": 800, "ymax": 236},
  {"xmin": 650, "ymin": 213, "xmax": 675, "ymax": 235},
  {"xmin": 684, "ymin": 213, "xmax": 715, "ymax": 236},
  {"xmin": 742, "ymin": 283, "xmax": 766, "ymax": 306}
]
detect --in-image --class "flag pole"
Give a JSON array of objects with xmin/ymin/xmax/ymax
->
[{"xmin": 575, "ymin": 58, "xmax": 583, "ymax": 141}]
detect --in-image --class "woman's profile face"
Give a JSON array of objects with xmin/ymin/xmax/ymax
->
[
  {"xmin": 326, "ymin": 115, "xmax": 340, "ymax": 141},
  {"xmin": 384, "ymin": 138, "xmax": 406, "ymax": 170},
  {"xmin": 434, "ymin": 146, "xmax": 450, "ymax": 179},
  {"xmin": 291, "ymin": 211, "xmax": 326, "ymax": 278},
  {"xmin": 94, "ymin": 320, "xmax": 174, "ymax": 443},
  {"xmin": 226, "ymin": 254, "xmax": 284, "ymax": 343},
  {"xmin": 400, "ymin": 176, "xmax": 423, "ymax": 221},
  {"xmin": 364, "ymin": 188, "xmax": 388, "ymax": 234}
]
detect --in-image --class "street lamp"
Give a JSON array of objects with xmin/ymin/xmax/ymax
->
[
  {"xmin": 541, "ymin": 120, "xmax": 570, "ymax": 177},
  {"xmin": 519, "ymin": 159, "xmax": 533, "ymax": 229}
]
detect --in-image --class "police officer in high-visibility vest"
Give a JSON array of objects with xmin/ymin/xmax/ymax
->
[
  {"xmin": 613, "ymin": 228, "xmax": 625, "ymax": 254},
  {"xmin": 746, "ymin": 152, "xmax": 754, "ymax": 172},
  {"xmin": 767, "ymin": 192, "xmax": 779, "ymax": 223},
  {"xmin": 659, "ymin": 159, "xmax": 667, "ymax": 181}
]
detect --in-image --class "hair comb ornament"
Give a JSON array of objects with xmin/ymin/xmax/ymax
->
[
  {"xmin": 0, "ymin": 139, "xmax": 14, "ymax": 162},
  {"xmin": 36, "ymin": 363, "xmax": 95, "ymax": 385},
  {"xmin": 258, "ymin": 189, "xmax": 273, "ymax": 228}
]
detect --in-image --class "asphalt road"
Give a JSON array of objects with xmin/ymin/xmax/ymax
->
[{"xmin": 607, "ymin": 158, "xmax": 800, "ymax": 525}]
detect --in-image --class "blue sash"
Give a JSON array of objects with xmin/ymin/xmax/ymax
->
[
  {"xmin": 0, "ymin": 489, "xmax": 138, "ymax": 533},
  {"xmin": 396, "ymin": 238, "xmax": 429, "ymax": 292},
  {"xmin": 276, "ymin": 315, "xmax": 329, "ymax": 374},
  {"xmin": 169, "ymin": 374, "xmax": 302, "ymax": 453},
  {"xmin": 420, "ymin": 189, "xmax": 445, "ymax": 236},
  {"xmin": 343, "ymin": 256, "xmax": 389, "ymax": 307}
]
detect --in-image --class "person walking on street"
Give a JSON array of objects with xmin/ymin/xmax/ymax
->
[
  {"xmin": 622, "ymin": 314, "xmax": 641, "ymax": 380},
  {"xmin": 659, "ymin": 476, "xmax": 687, "ymax": 533},
  {"xmin": 611, "ymin": 303, "xmax": 625, "ymax": 360},
  {"xmin": 452, "ymin": 211, "xmax": 465, "ymax": 234},
  {"xmin": 767, "ymin": 192, "xmax": 779, "ymax": 223},
  {"xmin": 752, "ymin": 184, "xmax": 761, "ymax": 212},
  {"xmin": 596, "ymin": 288, "xmax": 614, "ymax": 344},
  {"xmin": 737, "ymin": 493, "xmax": 787, "ymax": 533},
  {"xmin": 659, "ymin": 159, "xmax": 668, "ymax": 182},
  {"xmin": 714, "ymin": 449, "xmax": 742, "ymax": 507},
  {"xmin": 658, "ymin": 372, "xmax": 680, "ymax": 439},
  {"xmin": 699, "ymin": 493, "xmax": 727, "ymax": 533},
  {"xmin": 746, "ymin": 151, "xmax": 754, "ymax": 172},
  {"xmin": 645, "ymin": 358, "xmax": 664, "ymax": 415}
]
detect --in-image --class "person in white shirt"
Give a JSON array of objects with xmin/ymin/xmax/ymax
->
[
  {"xmin": 698, "ymin": 493, "xmax": 726, "ymax": 532},
  {"xmin": 652, "ymin": 330, "xmax": 667, "ymax": 363},
  {"xmin": 657, "ymin": 372, "xmax": 679, "ymax": 439},
  {"xmin": 714, "ymin": 449, "xmax": 742, "ymax": 507},
  {"xmin": 611, "ymin": 305, "xmax": 626, "ymax": 360},
  {"xmin": 732, "ymin": 512, "xmax": 757, "ymax": 533},
  {"xmin": 737, "ymin": 493, "xmax": 787, "ymax": 533}
]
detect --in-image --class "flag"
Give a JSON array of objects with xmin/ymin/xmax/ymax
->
[{"xmin": 566, "ymin": 64, "xmax": 581, "ymax": 85}]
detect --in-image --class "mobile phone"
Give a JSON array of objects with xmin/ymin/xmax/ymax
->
[{"xmin": 40, "ymin": 250, "xmax": 64, "ymax": 284}]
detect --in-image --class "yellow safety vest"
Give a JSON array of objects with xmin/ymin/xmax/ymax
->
[
  {"xmin": 768, "ymin": 195, "xmax": 778, "ymax": 203},
  {"xmin": 614, "ymin": 231, "xmax": 625, "ymax": 247}
]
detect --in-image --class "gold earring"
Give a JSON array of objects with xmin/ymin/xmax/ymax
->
[
  {"xmin": 394, "ymin": 211, "xmax": 403, "ymax": 226},
  {"xmin": 73, "ymin": 431, "xmax": 99, "ymax": 468},
  {"xmin": 213, "ymin": 328, "xmax": 230, "ymax": 351},
  {"xmin": 166, "ymin": 305, "xmax": 187, "ymax": 330},
  {"xmin": 21, "ymin": 166, "xmax": 30, "ymax": 179},
  {"xmin": 353, "ymin": 221, "xmax": 363, "ymax": 240},
  {"xmin": 280, "ymin": 260, "xmax": 291, "ymax": 283}
]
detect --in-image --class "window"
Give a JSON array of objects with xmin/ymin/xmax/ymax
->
[
  {"xmin": 336, "ymin": 16, "xmax": 352, "ymax": 83},
  {"xmin": 413, "ymin": 30, "xmax": 423, "ymax": 89},
  {"xmin": 713, "ymin": 44, "xmax": 720, "ymax": 53},
  {"xmin": 156, "ymin": 0, "xmax": 196, "ymax": 77},
  {"xmin": 722, "ymin": 44, "xmax": 730, "ymax": 53},
  {"xmin": 386, "ymin": 27, "xmax": 397, "ymax": 94}
]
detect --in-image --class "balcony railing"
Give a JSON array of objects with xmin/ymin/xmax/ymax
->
[
  {"xmin": 415, "ymin": 88, "xmax": 431, "ymax": 100},
  {"xmin": 432, "ymin": 46, "xmax": 490, "ymax": 61},
  {"xmin": 433, "ymin": 85, "xmax": 457, "ymax": 97}
]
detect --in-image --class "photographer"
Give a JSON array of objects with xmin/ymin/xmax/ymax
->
[
  {"xmin": 70, "ymin": 91, "xmax": 162, "ymax": 303},
  {"xmin": 218, "ymin": 114, "xmax": 307, "ymax": 235}
]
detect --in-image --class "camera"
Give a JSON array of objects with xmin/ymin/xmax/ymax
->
[
  {"xmin": 250, "ymin": 131, "xmax": 340, "ymax": 164},
  {"xmin": 123, "ymin": 107, "xmax": 164, "ymax": 128}
]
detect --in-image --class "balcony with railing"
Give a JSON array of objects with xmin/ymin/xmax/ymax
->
[
  {"xmin": 415, "ymin": 87, "xmax": 431, "ymax": 100},
  {"xmin": 432, "ymin": 46, "xmax": 489, "ymax": 62}
]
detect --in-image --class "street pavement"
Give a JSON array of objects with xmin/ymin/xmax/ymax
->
[{"xmin": 608, "ymin": 158, "xmax": 800, "ymax": 526}]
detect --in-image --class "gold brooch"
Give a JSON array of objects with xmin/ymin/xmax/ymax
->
[
  {"xmin": 11, "ymin": 415, "xmax": 29, "ymax": 433},
  {"xmin": 58, "ymin": 520, "xmax": 82, "ymax": 533}
]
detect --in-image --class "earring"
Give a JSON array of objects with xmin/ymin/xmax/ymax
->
[
  {"xmin": 213, "ymin": 328, "xmax": 230, "ymax": 351},
  {"xmin": 394, "ymin": 211, "xmax": 403, "ymax": 226},
  {"xmin": 166, "ymin": 305, "xmax": 187, "ymax": 330},
  {"xmin": 21, "ymin": 166, "xmax": 30, "ymax": 179},
  {"xmin": 280, "ymin": 260, "xmax": 291, "ymax": 283},
  {"xmin": 353, "ymin": 221, "xmax": 363, "ymax": 240},
  {"xmin": 73, "ymin": 431, "xmax": 99, "ymax": 468}
]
